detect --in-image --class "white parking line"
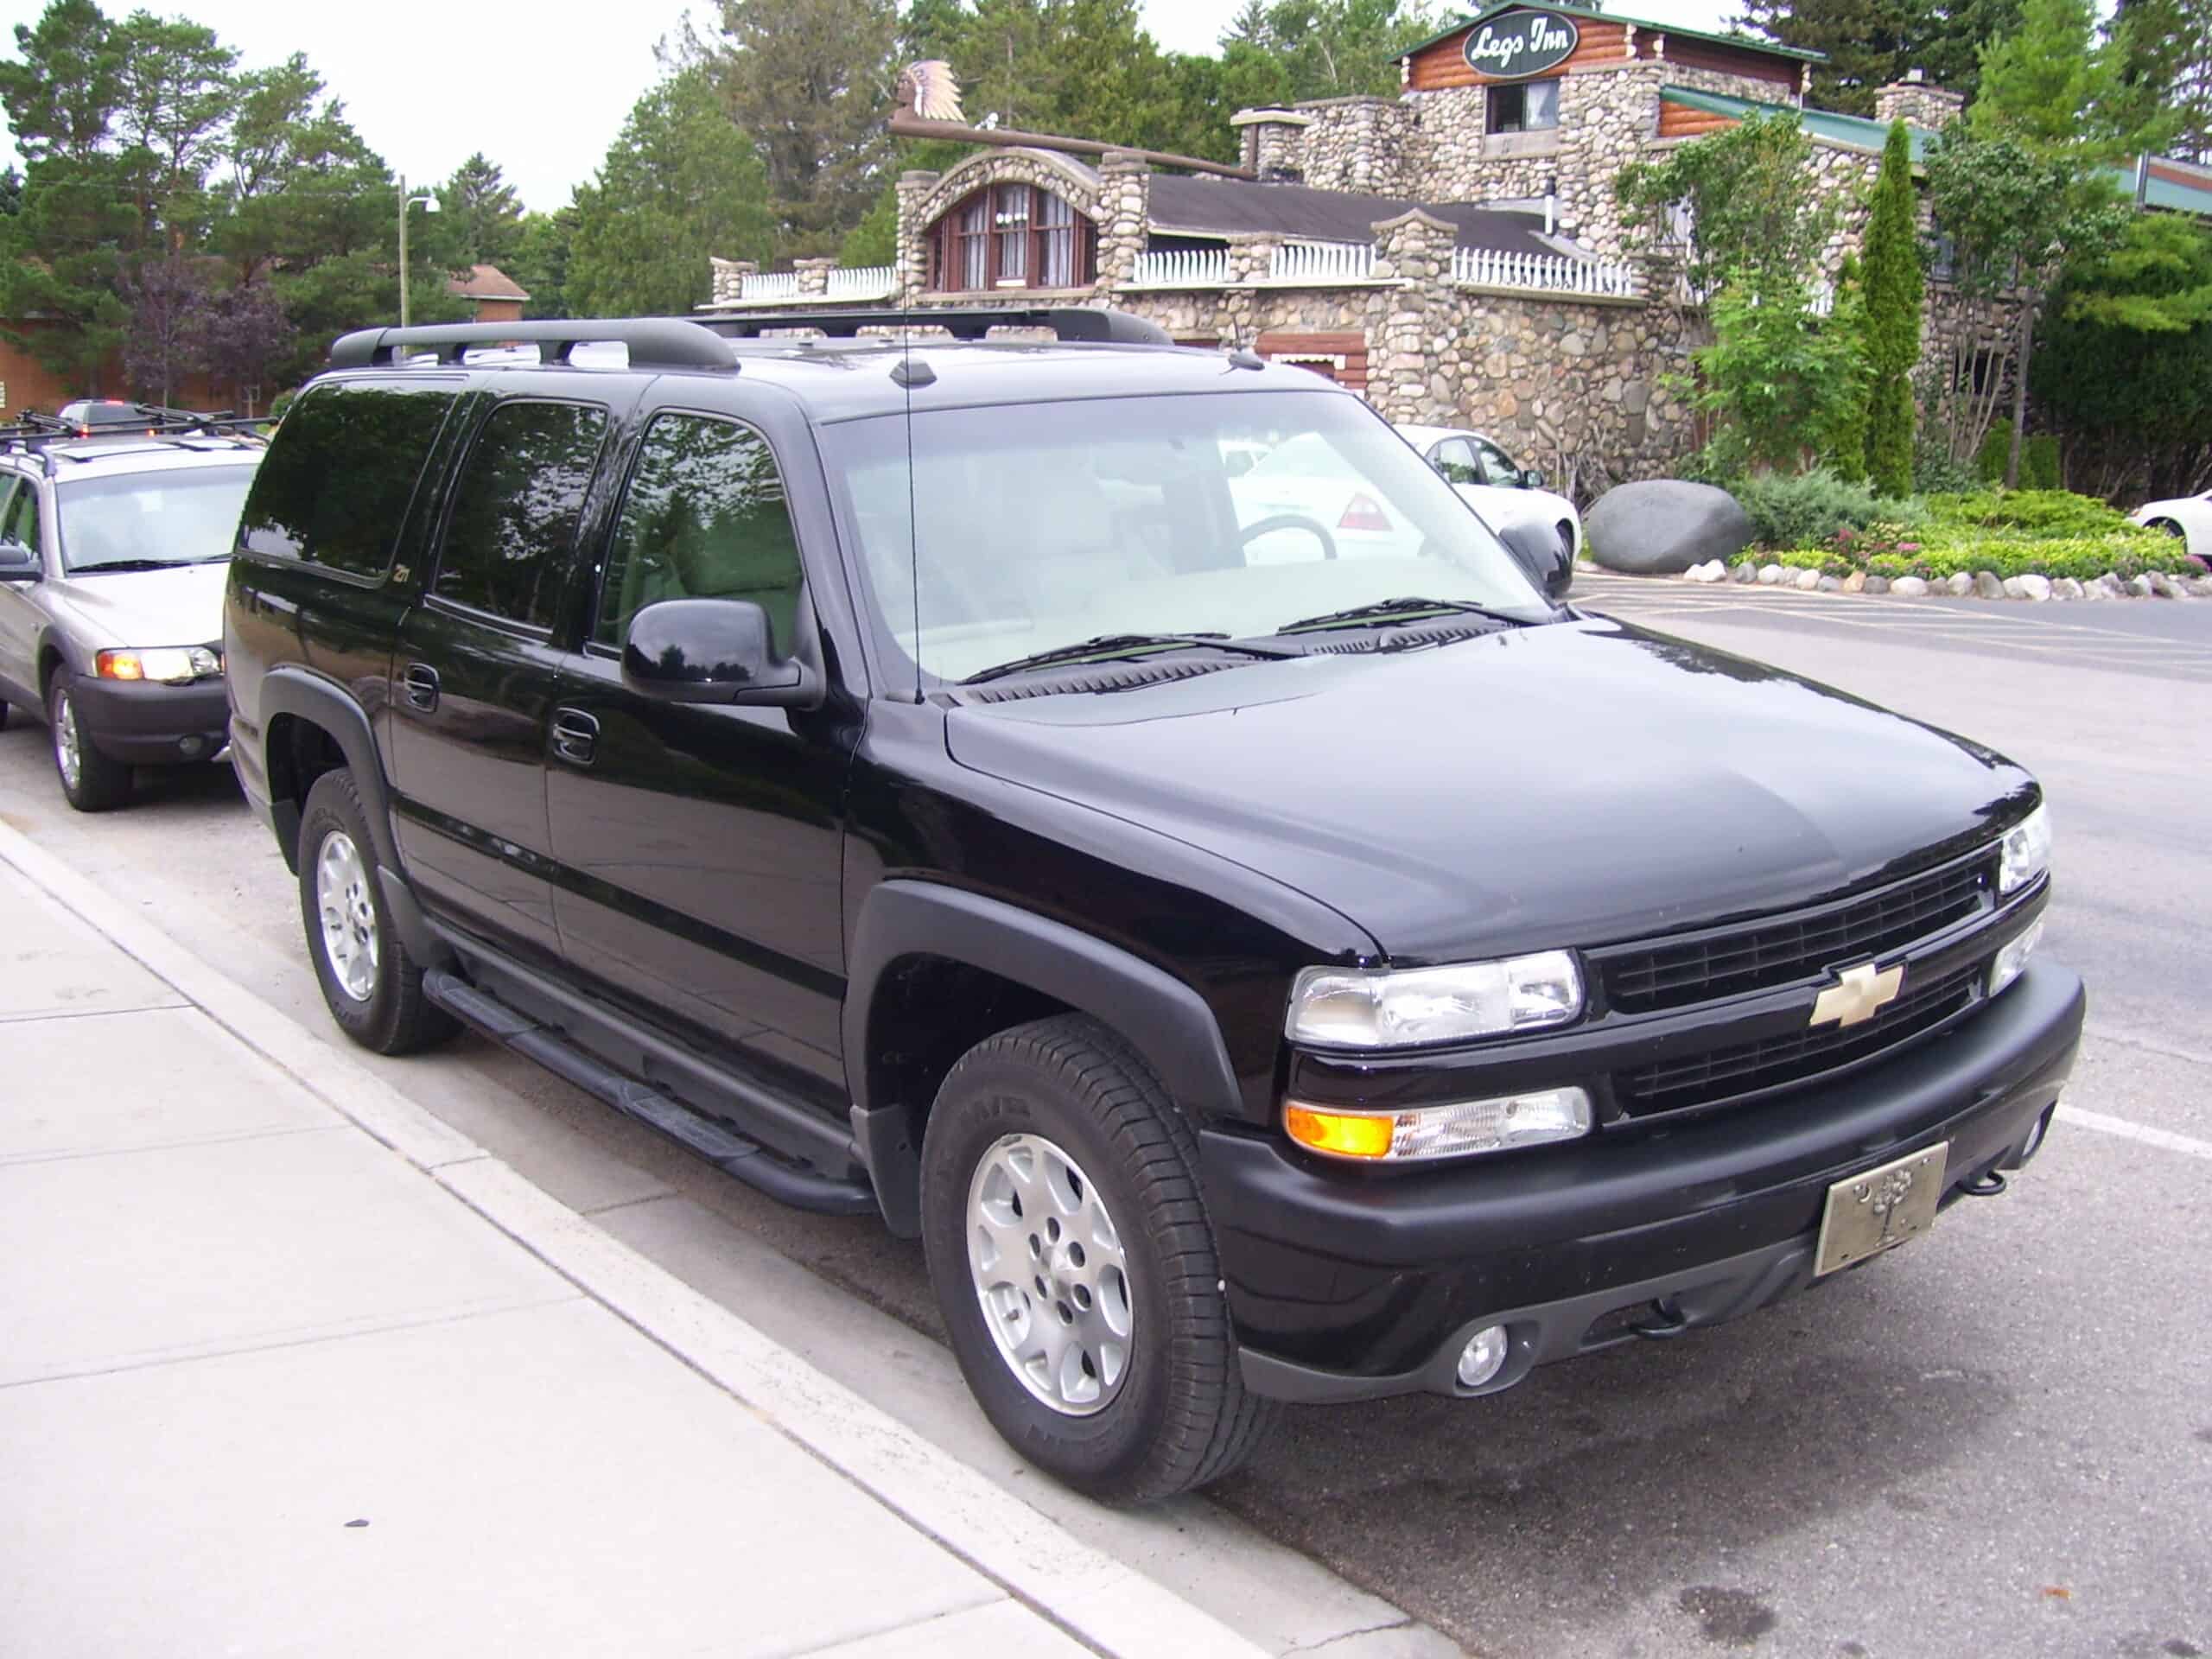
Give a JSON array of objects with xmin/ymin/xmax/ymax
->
[{"xmin": 2058, "ymin": 1104, "xmax": 2212, "ymax": 1161}]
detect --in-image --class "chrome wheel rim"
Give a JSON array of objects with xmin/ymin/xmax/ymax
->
[
  {"xmin": 53, "ymin": 689, "xmax": 80, "ymax": 791},
  {"xmin": 966, "ymin": 1132, "xmax": 1133, "ymax": 1417},
  {"xmin": 314, "ymin": 830, "xmax": 379, "ymax": 1003}
]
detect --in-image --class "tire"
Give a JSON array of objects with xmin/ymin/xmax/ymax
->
[
  {"xmin": 47, "ymin": 667, "xmax": 131, "ymax": 812},
  {"xmin": 2147, "ymin": 518, "xmax": 2185, "ymax": 541},
  {"xmin": 296, "ymin": 769, "xmax": 456, "ymax": 1055},
  {"xmin": 920, "ymin": 1014, "xmax": 1278, "ymax": 1504}
]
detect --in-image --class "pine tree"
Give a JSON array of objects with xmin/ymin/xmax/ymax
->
[{"xmin": 1860, "ymin": 121, "xmax": 1923, "ymax": 495}]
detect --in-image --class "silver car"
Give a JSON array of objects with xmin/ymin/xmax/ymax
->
[{"xmin": 0, "ymin": 429, "xmax": 263, "ymax": 810}]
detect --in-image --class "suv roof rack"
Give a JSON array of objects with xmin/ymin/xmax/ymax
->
[
  {"xmin": 702, "ymin": 307, "xmax": 1173, "ymax": 346},
  {"xmin": 328, "ymin": 319, "xmax": 740, "ymax": 372}
]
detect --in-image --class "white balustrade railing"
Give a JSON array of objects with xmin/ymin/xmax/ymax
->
[
  {"xmin": 740, "ymin": 270, "xmax": 800, "ymax": 301},
  {"xmin": 827, "ymin": 265, "xmax": 896, "ymax": 300},
  {"xmin": 1128, "ymin": 247, "xmax": 1232, "ymax": 289},
  {"xmin": 1452, "ymin": 246, "xmax": 1640, "ymax": 297},
  {"xmin": 1267, "ymin": 240, "xmax": 1376, "ymax": 284}
]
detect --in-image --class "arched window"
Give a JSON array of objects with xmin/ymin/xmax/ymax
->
[{"xmin": 931, "ymin": 182, "xmax": 1096, "ymax": 292}]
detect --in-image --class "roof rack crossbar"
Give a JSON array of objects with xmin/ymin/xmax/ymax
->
[
  {"xmin": 701, "ymin": 306, "xmax": 1173, "ymax": 346},
  {"xmin": 327, "ymin": 319, "xmax": 740, "ymax": 372}
]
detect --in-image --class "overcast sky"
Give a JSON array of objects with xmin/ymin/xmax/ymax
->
[{"xmin": 1, "ymin": 0, "xmax": 1738, "ymax": 213}]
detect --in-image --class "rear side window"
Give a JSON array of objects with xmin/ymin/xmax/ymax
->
[
  {"xmin": 433, "ymin": 399, "xmax": 607, "ymax": 630},
  {"xmin": 238, "ymin": 378, "xmax": 459, "ymax": 577},
  {"xmin": 1, "ymin": 478, "xmax": 38, "ymax": 552}
]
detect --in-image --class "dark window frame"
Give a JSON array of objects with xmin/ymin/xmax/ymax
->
[
  {"xmin": 930, "ymin": 182, "xmax": 1096, "ymax": 293},
  {"xmin": 427, "ymin": 394, "xmax": 612, "ymax": 637},
  {"xmin": 1486, "ymin": 78, "xmax": 1561, "ymax": 134},
  {"xmin": 586, "ymin": 407, "xmax": 807, "ymax": 658}
]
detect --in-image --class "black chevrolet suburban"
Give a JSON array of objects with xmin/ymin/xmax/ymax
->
[{"xmin": 224, "ymin": 312, "xmax": 2082, "ymax": 1503}]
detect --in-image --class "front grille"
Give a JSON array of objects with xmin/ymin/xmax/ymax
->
[
  {"xmin": 1616, "ymin": 962, "xmax": 1984, "ymax": 1119},
  {"xmin": 1602, "ymin": 859, "xmax": 1991, "ymax": 1015}
]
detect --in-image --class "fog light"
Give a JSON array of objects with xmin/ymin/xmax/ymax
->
[
  {"xmin": 1990, "ymin": 918, "xmax": 2043, "ymax": 996},
  {"xmin": 1455, "ymin": 1324, "xmax": 1510, "ymax": 1389}
]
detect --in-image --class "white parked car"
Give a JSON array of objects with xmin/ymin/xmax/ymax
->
[
  {"xmin": 1394, "ymin": 423, "xmax": 1583, "ymax": 564},
  {"xmin": 2129, "ymin": 490, "xmax": 2212, "ymax": 561}
]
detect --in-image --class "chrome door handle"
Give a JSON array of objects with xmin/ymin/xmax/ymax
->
[
  {"xmin": 551, "ymin": 708, "xmax": 598, "ymax": 767},
  {"xmin": 402, "ymin": 662, "xmax": 440, "ymax": 712}
]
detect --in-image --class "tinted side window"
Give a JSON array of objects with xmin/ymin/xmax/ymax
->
[
  {"xmin": 0, "ymin": 479, "xmax": 37, "ymax": 550},
  {"xmin": 435, "ymin": 400, "xmax": 608, "ymax": 630},
  {"xmin": 594, "ymin": 413, "xmax": 803, "ymax": 652},
  {"xmin": 238, "ymin": 379, "xmax": 460, "ymax": 576}
]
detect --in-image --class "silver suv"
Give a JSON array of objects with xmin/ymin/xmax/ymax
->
[{"xmin": 0, "ymin": 423, "xmax": 264, "ymax": 810}]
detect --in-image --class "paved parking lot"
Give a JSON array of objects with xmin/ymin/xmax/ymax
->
[{"xmin": 0, "ymin": 580, "xmax": 2205, "ymax": 1658}]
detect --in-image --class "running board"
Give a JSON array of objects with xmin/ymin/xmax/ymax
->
[{"xmin": 423, "ymin": 969, "xmax": 879, "ymax": 1217}]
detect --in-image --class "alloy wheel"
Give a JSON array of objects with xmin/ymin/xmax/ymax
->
[
  {"xmin": 314, "ymin": 829, "xmax": 380, "ymax": 1002},
  {"xmin": 52, "ymin": 690, "xmax": 80, "ymax": 791}
]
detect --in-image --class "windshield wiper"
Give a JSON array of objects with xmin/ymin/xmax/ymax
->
[
  {"xmin": 1272, "ymin": 595, "xmax": 1529, "ymax": 635},
  {"xmin": 963, "ymin": 632, "xmax": 1301, "ymax": 685},
  {"xmin": 67, "ymin": 558, "xmax": 194, "ymax": 575}
]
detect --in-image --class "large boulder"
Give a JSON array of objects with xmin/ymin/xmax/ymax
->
[{"xmin": 1585, "ymin": 480, "xmax": 1755, "ymax": 575}]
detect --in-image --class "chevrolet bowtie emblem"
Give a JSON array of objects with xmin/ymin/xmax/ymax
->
[{"xmin": 1810, "ymin": 961, "xmax": 1904, "ymax": 1028}]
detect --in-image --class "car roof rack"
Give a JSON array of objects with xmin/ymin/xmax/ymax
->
[
  {"xmin": 327, "ymin": 319, "xmax": 741, "ymax": 372},
  {"xmin": 701, "ymin": 306, "xmax": 1173, "ymax": 346}
]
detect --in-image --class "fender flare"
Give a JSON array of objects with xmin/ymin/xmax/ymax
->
[
  {"xmin": 845, "ymin": 880, "xmax": 1245, "ymax": 1236},
  {"xmin": 254, "ymin": 664, "xmax": 444, "ymax": 966}
]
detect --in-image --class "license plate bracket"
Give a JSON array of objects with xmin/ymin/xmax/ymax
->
[{"xmin": 1814, "ymin": 1141, "xmax": 1949, "ymax": 1277}]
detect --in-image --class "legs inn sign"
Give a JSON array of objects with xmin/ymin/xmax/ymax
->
[{"xmin": 1464, "ymin": 9, "xmax": 1581, "ymax": 78}]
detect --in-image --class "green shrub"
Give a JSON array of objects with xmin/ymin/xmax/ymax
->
[
  {"xmin": 1911, "ymin": 435, "xmax": 1978, "ymax": 495},
  {"xmin": 1924, "ymin": 488, "xmax": 2140, "ymax": 538},
  {"xmin": 1732, "ymin": 469, "xmax": 1922, "ymax": 549},
  {"xmin": 1975, "ymin": 418, "xmax": 2014, "ymax": 482},
  {"xmin": 1774, "ymin": 524, "xmax": 2193, "ymax": 582},
  {"xmin": 2023, "ymin": 435, "xmax": 2061, "ymax": 491}
]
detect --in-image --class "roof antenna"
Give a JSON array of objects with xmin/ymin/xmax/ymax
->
[{"xmin": 900, "ymin": 246, "xmax": 924, "ymax": 701}]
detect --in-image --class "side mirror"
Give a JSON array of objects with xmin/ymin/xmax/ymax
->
[
  {"xmin": 1498, "ymin": 520, "xmax": 1573, "ymax": 601},
  {"xmin": 621, "ymin": 598, "xmax": 821, "ymax": 709},
  {"xmin": 0, "ymin": 540, "xmax": 38, "ymax": 581},
  {"xmin": 1520, "ymin": 467, "xmax": 1547, "ymax": 490}
]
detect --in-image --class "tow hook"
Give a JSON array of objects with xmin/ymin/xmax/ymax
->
[
  {"xmin": 1957, "ymin": 1169, "xmax": 2008, "ymax": 1198},
  {"xmin": 1628, "ymin": 1296, "xmax": 1694, "ymax": 1340}
]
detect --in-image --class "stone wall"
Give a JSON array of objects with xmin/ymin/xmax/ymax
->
[
  {"xmin": 1296, "ymin": 96, "xmax": 1421, "ymax": 195},
  {"xmin": 1872, "ymin": 79, "xmax": 1965, "ymax": 131}
]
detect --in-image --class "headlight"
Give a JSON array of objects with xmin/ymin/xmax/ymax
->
[
  {"xmin": 1285, "ymin": 1087, "xmax": 1593, "ymax": 1162},
  {"xmin": 1286, "ymin": 950, "xmax": 1582, "ymax": 1048},
  {"xmin": 95, "ymin": 646, "xmax": 221, "ymax": 684},
  {"xmin": 1998, "ymin": 804, "xmax": 2050, "ymax": 894},
  {"xmin": 1990, "ymin": 918, "xmax": 2043, "ymax": 996}
]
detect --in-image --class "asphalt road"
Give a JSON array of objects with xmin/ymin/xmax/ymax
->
[{"xmin": 1, "ymin": 581, "xmax": 2206, "ymax": 1659}]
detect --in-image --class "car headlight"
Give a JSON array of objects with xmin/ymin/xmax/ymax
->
[
  {"xmin": 1286, "ymin": 950, "xmax": 1583, "ymax": 1048},
  {"xmin": 1997, "ymin": 804, "xmax": 2051, "ymax": 894},
  {"xmin": 1285, "ymin": 1087, "xmax": 1593, "ymax": 1162},
  {"xmin": 1989, "ymin": 918, "xmax": 2043, "ymax": 997},
  {"xmin": 95, "ymin": 646, "xmax": 221, "ymax": 684}
]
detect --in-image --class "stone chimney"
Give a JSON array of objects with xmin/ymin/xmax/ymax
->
[
  {"xmin": 1872, "ymin": 72, "xmax": 1964, "ymax": 131},
  {"xmin": 1230, "ymin": 108, "xmax": 1311, "ymax": 183},
  {"xmin": 709, "ymin": 257, "xmax": 757, "ymax": 307}
]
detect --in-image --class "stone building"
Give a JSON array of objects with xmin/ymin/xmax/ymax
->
[{"xmin": 702, "ymin": 3, "xmax": 2212, "ymax": 484}]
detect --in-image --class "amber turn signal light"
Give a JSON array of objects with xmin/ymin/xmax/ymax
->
[{"xmin": 1283, "ymin": 1104, "xmax": 1394, "ymax": 1160}]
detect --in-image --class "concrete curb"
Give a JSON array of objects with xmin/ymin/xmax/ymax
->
[{"xmin": 0, "ymin": 817, "xmax": 1272, "ymax": 1659}]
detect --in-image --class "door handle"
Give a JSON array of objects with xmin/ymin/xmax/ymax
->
[
  {"xmin": 551, "ymin": 708, "xmax": 598, "ymax": 767},
  {"xmin": 402, "ymin": 662, "xmax": 440, "ymax": 712}
]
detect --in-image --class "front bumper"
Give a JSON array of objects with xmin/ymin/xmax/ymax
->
[
  {"xmin": 1205, "ymin": 957, "xmax": 2084, "ymax": 1401},
  {"xmin": 71, "ymin": 675, "xmax": 230, "ymax": 766}
]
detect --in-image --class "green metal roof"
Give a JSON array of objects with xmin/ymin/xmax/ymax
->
[
  {"xmin": 1404, "ymin": 4, "xmax": 1823, "ymax": 66},
  {"xmin": 1657, "ymin": 85, "xmax": 2212, "ymax": 219}
]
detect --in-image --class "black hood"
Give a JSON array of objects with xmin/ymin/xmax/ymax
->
[{"xmin": 944, "ymin": 619, "xmax": 2037, "ymax": 963}]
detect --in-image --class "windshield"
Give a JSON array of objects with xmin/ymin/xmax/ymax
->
[
  {"xmin": 822, "ymin": 391, "xmax": 1548, "ymax": 683},
  {"xmin": 57, "ymin": 464, "xmax": 257, "ymax": 574}
]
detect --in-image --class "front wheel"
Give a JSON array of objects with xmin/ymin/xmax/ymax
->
[
  {"xmin": 296, "ymin": 769, "xmax": 455, "ymax": 1055},
  {"xmin": 920, "ymin": 1014, "xmax": 1277, "ymax": 1504},
  {"xmin": 48, "ymin": 667, "xmax": 131, "ymax": 812}
]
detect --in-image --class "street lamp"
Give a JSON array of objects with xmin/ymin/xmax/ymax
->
[{"xmin": 397, "ymin": 173, "xmax": 439, "ymax": 329}]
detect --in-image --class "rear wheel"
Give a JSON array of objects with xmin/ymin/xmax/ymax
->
[
  {"xmin": 47, "ymin": 667, "xmax": 131, "ymax": 812},
  {"xmin": 297, "ymin": 769, "xmax": 455, "ymax": 1055},
  {"xmin": 919, "ymin": 1014, "xmax": 1277, "ymax": 1504}
]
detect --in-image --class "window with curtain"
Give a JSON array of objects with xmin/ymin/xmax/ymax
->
[{"xmin": 931, "ymin": 183, "xmax": 1096, "ymax": 292}]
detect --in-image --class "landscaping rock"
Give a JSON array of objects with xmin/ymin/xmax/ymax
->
[
  {"xmin": 1817, "ymin": 575, "xmax": 1843, "ymax": 592},
  {"xmin": 2018, "ymin": 574, "xmax": 2051, "ymax": 601},
  {"xmin": 1796, "ymin": 568, "xmax": 1822, "ymax": 590},
  {"xmin": 2188, "ymin": 577, "xmax": 2212, "ymax": 598},
  {"xmin": 1865, "ymin": 575, "xmax": 1891, "ymax": 594},
  {"xmin": 2128, "ymin": 575, "xmax": 2156, "ymax": 597},
  {"xmin": 1585, "ymin": 480, "xmax": 1755, "ymax": 575},
  {"xmin": 2097, "ymin": 573, "xmax": 2129, "ymax": 598},
  {"xmin": 1947, "ymin": 573, "xmax": 1974, "ymax": 596},
  {"xmin": 2001, "ymin": 576, "xmax": 2026, "ymax": 599},
  {"xmin": 1732, "ymin": 561, "xmax": 1758, "ymax": 583},
  {"xmin": 1758, "ymin": 563, "xmax": 1784, "ymax": 585},
  {"xmin": 2052, "ymin": 577, "xmax": 2083, "ymax": 601},
  {"xmin": 1974, "ymin": 571, "xmax": 2005, "ymax": 600},
  {"xmin": 1843, "ymin": 571, "xmax": 1866, "ymax": 593},
  {"xmin": 1893, "ymin": 576, "xmax": 1929, "ymax": 596}
]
